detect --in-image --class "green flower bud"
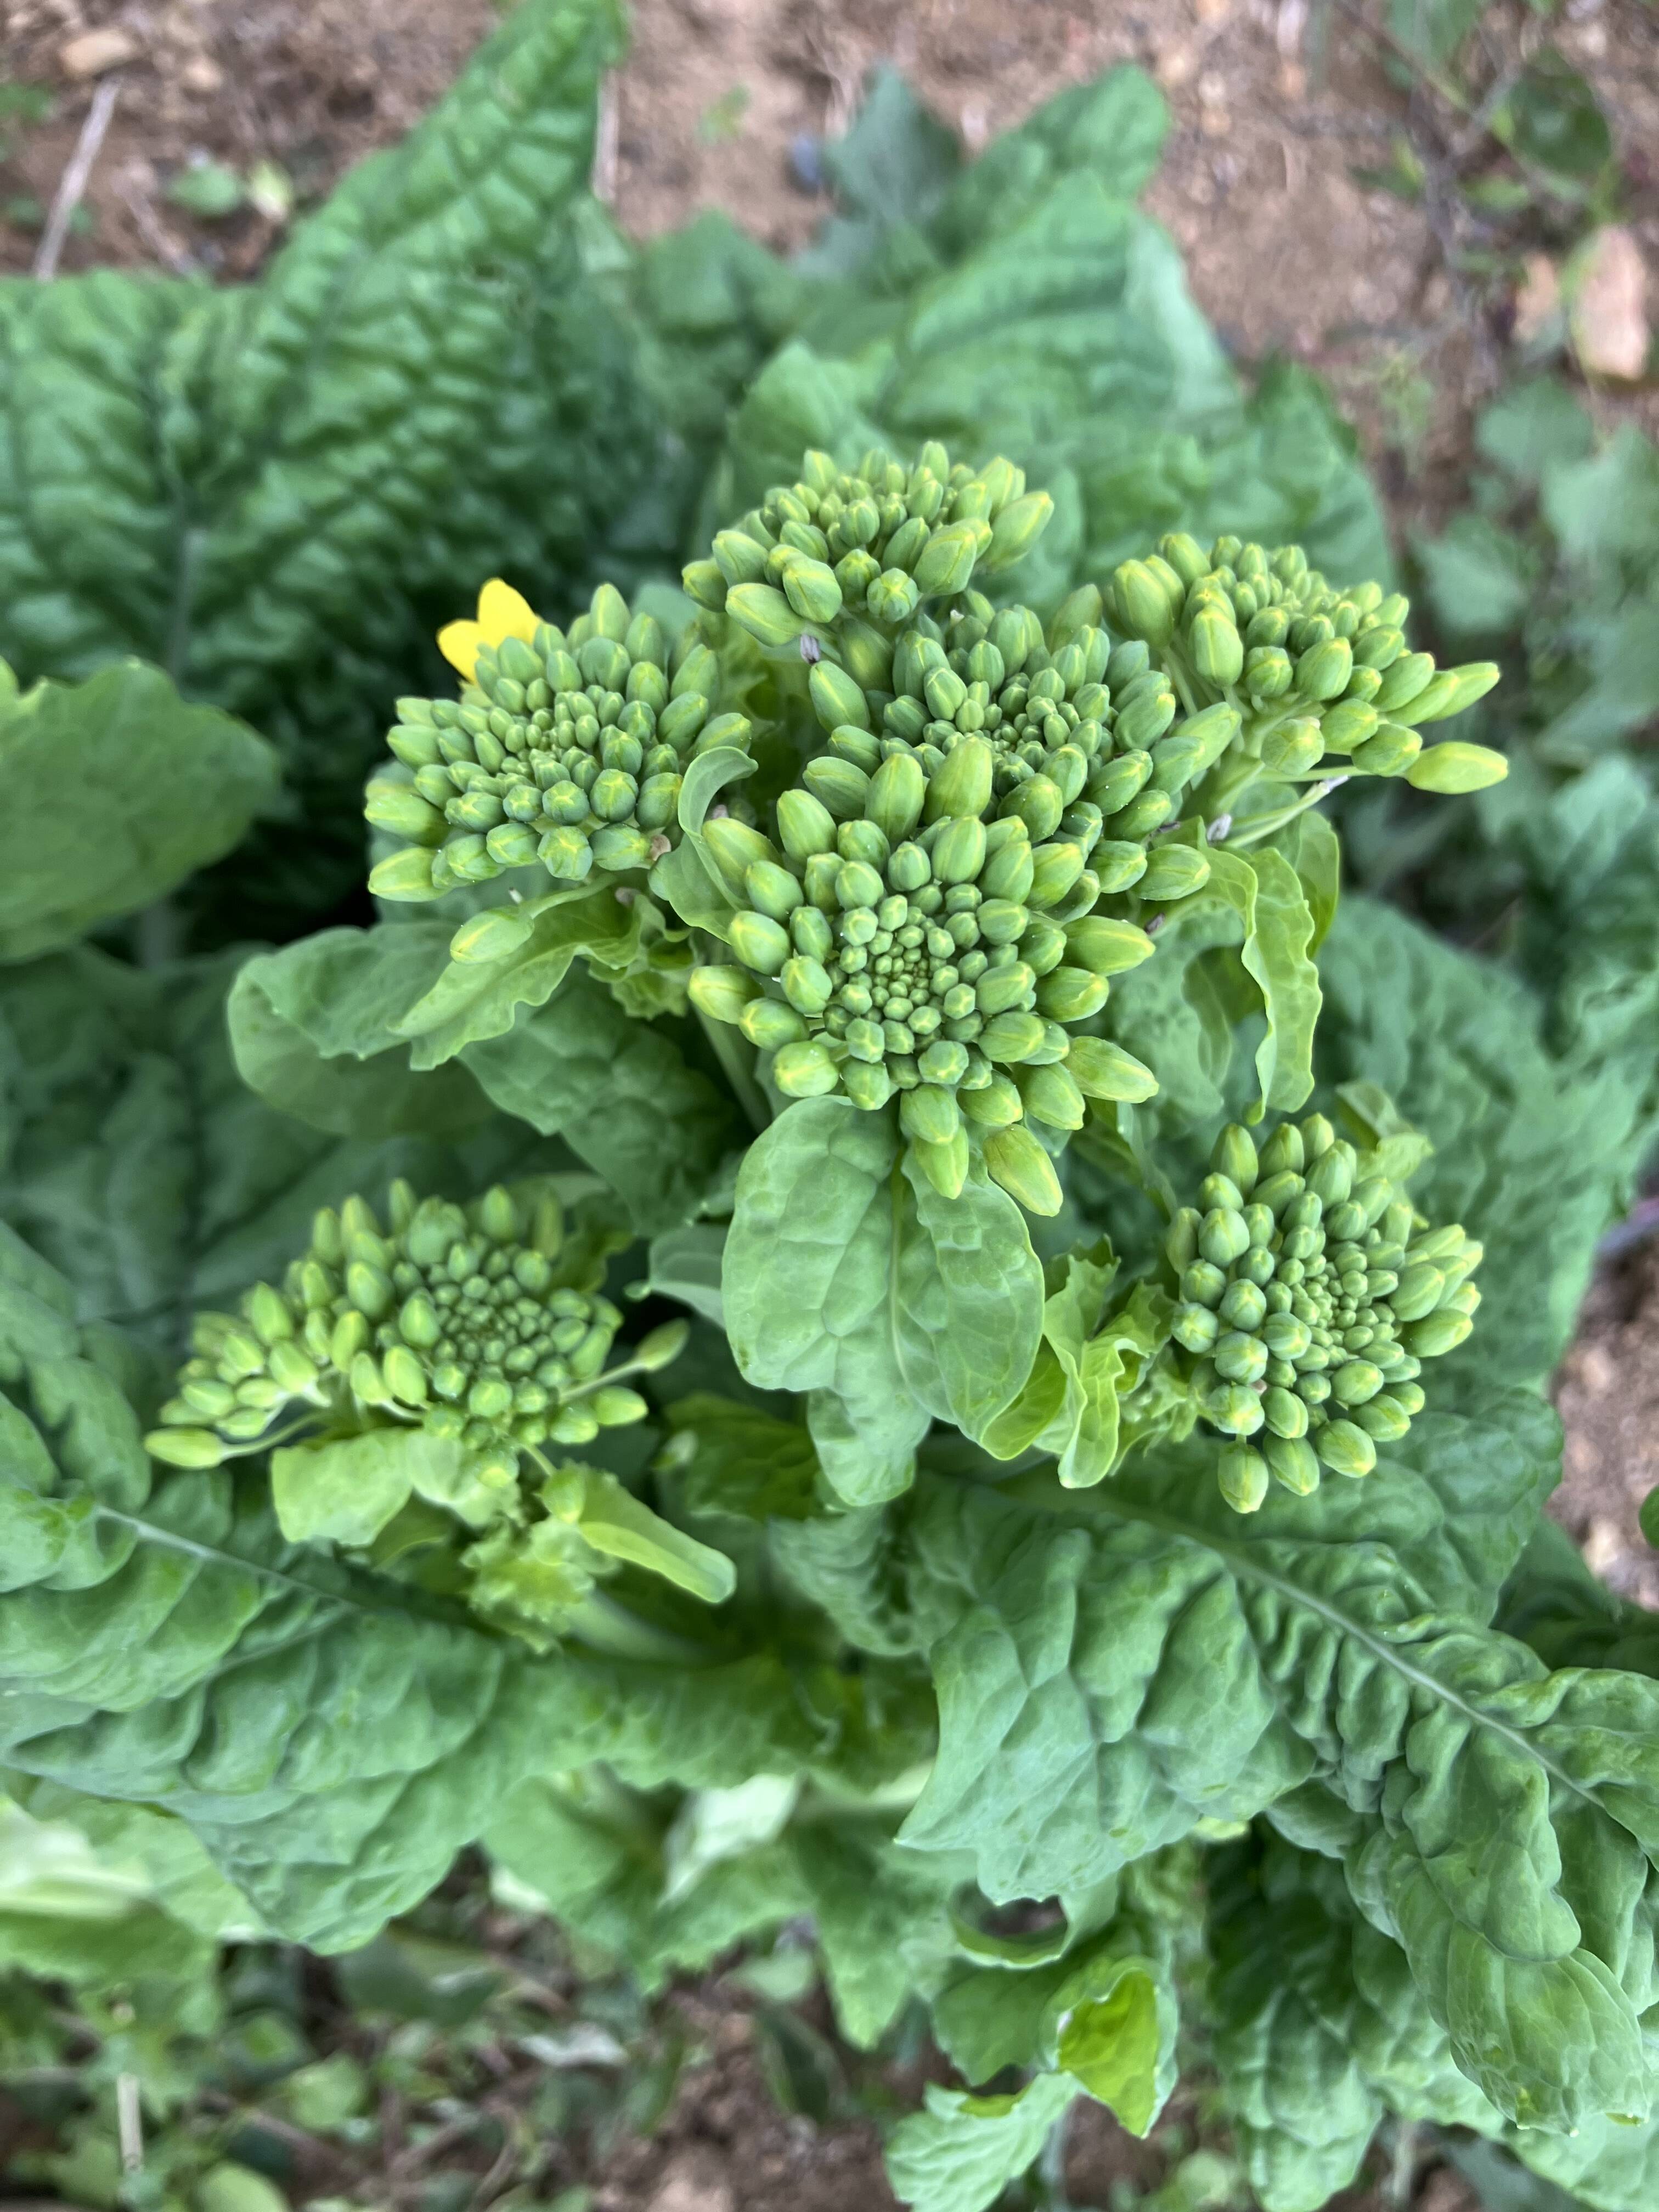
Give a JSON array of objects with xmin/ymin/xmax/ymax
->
[
  {"xmin": 1264, "ymin": 1435, "xmax": 1321, "ymax": 1495},
  {"xmin": 688, "ymin": 964, "xmax": 761, "ymax": 1024},
  {"xmin": 1065, "ymin": 917, "xmax": 1155, "ymax": 976},
  {"xmin": 782, "ymin": 557, "xmax": 843, "ymax": 624},
  {"xmin": 983, "ymin": 1122, "xmax": 1063, "ymax": 1215},
  {"xmin": 867, "ymin": 752, "xmax": 927, "ymax": 842},
  {"xmin": 924, "ymin": 737, "xmax": 995, "ymax": 822},
  {"xmin": 1137, "ymin": 845, "xmax": 1211, "ymax": 903},
  {"xmin": 727, "ymin": 581, "xmax": 808, "ymax": 647},
  {"xmin": 984, "ymin": 490, "xmax": 1054, "ymax": 569},
  {"xmin": 1218, "ymin": 1442, "xmax": 1269, "ymax": 1513},
  {"xmin": 773, "ymin": 1040, "xmax": 840, "ymax": 1097},
  {"xmin": 804, "ymin": 757, "xmax": 872, "ymax": 821},
  {"xmin": 729, "ymin": 911, "xmax": 793, "ymax": 976},
  {"xmin": 1065, "ymin": 1037, "xmax": 1156, "ymax": 1102},
  {"xmin": 1350, "ymin": 725, "xmax": 1422, "ymax": 777},
  {"xmin": 1260, "ymin": 719, "xmax": 1324, "ymax": 778},
  {"xmin": 1190, "ymin": 607, "xmax": 1244, "ymax": 687},
  {"xmin": 368, "ymin": 847, "xmax": 442, "ymax": 901},
  {"xmin": 810, "ymin": 659, "xmax": 871, "ymax": 732},
  {"xmin": 742, "ymin": 998, "xmax": 809, "ymax": 1050},
  {"xmin": 1316, "ymin": 1420, "xmax": 1376, "ymax": 1478},
  {"xmin": 1017, "ymin": 1059, "xmax": 1086, "ymax": 1131},
  {"xmin": 1402, "ymin": 1310, "xmax": 1472, "ymax": 1357},
  {"xmin": 980, "ymin": 1011, "xmax": 1048, "ymax": 1064},
  {"xmin": 910, "ymin": 1127, "xmax": 970, "ymax": 1201},
  {"xmin": 1110, "ymin": 559, "xmax": 1178, "ymax": 647},
  {"xmin": 1297, "ymin": 639, "xmax": 1353, "ymax": 701},
  {"xmin": 913, "ymin": 521, "xmax": 983, "ymax": 597},
  {"xmin": 1405, "ymin": 742, "xmax": 1509, "ymax": 793}
]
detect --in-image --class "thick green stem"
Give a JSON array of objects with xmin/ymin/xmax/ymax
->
[{"xmin": 563, "ymin": 1589, "xmax": 719, "ymax": 1666}]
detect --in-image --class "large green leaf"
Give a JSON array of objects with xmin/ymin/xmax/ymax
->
[
  {"xmin": 0, "ymin": 945, "xmax": 562, "ymax": 1352},
  {"xmin": 0, "ymin": 663, "xmax": 278, "ymax": 963},
  {"xmin": 0, "ymin": 0, "xmax": 642, "ymax": 935},
  {"xmin": 228, "ymin": 926, "xmax": 490, "ymax": 1138},
  {"xmin": 854, "ymin": 1382, "xmax": 1654, "ymax": 2136}
]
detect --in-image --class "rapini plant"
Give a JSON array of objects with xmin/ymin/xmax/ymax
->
[{"xmin": 5, "ymin": 25, "xmax": 1659, "ymax": 2212}]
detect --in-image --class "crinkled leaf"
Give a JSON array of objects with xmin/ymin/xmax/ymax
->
[
  {"xmin": 462, "ymin": 973, "xmax": 740, "ymax": 1233},
  {"xmin": 0, "ymin": 945, "xmax": 562, "ymax": 1353},
  {"xmin": 1317, "ymin": 897, "xmax": 1650, "ymax": 1382},
  {"xmin": 0, "ymin": 0, "xmax": 640, "ymax": 935}
]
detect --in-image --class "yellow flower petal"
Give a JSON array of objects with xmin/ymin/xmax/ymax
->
[
  {"xmin": 437, "ymin": 619, "xmax": 484, "ymax": 681},
  {"xmin": 476, "ymin": 578, "xmax": 540, "ymax": 650}
]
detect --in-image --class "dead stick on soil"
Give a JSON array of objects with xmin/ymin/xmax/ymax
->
[{"xmin": 33, "ymin": 74, "xmax": 122, "ymax": 281}]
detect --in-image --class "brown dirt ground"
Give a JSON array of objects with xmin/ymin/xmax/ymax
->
[{"xmin": 3, "ymin": 3, "xmax": 1658, "ymax": 2205}]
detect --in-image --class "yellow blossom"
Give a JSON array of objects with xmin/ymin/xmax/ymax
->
[{"xmin": 437, "ymin": 578, "xmax": 539, "ymax": 682}]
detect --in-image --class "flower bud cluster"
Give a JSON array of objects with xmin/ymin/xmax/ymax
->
[
  {"xmin": 1166, "ymin": 1116, "xmax": 1481, "ymax": 1510},
  {"xmin": 818, "ymin": 588, "xmax": 1230, "ymax": 910},
  {"xmin": 366, "ymin": 584, "xmax": 749, "ymax": 902},
  {"xmin": 1106, "ymin": 533, "xmax": 1508, "ymax": 795},
  {"xmin": 146, "ymin": 1181, "xmax": 663, "ymax": 1478},
  {"xmin": 681, "ymin": 441, "xmax": 1053, "ymax": 651},
  {"xmin": 688, "ymin": 744, "xmax": 1158, "ymax": 1212}
]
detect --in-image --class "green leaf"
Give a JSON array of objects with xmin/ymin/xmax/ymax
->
[
  {"xmin": 665, "ymin": 1395, "xmax": 818, "ymax": 1523},
  {"xmin": 393, "ymin": 887, "xmax": 641, "ymax": 1068},
  {"xmin": 894, "ymin": 1155, "xmax": 1045, "ymax": 1449},
  {"xmin": 725, "ymin": 1101, "xmax": 928, "ymax": 1504},
  {"xmin": 1503, "ymin": 50, "xmax": 1612, "ymax": 184},
  {"xmin": 1201, "ymin": 844, "xmax": 1322, "ymax": 1117},
  {"xmin": 0, "ymin": 944, "xmax": 565, "ymax": 1354},
  {"xmin": 271, "ymin": 1429, "xmax": 476, "ymax": 1549},
  {"xmin": 1276, "ymin": 809, "xmax": 1341, "ymax": 954},
  {"xmin": 0, "ymin": 1255, "xmax": 902, "ymax": 1948},
  {"xmin": 645, "ymin": 1225, "xmax": 729, "ymax": 1328},
  {"xmin": 1386, "ymin": 0, "xmax": 1489, "ymax": 69},
  {"xmin": 896, "ymin": 1376, "xmax": 1555, "ymax": 1884},
  {"xmin": 1207, "ymin": 1842, "xmax": 1387, "ymax": 2210},
  {"xmin": 1317, "ymin": 898, "xmax": 1651, "ymax": 1383},
  {"xmin": 1414, "ymin": 514, "xmax": 1537, "ymax": 643},
  {"xmin": 981, "ymin": 1243, "xmax": 1169, "ymax": 1489},
  {"xmin": 0, "ymin": 0, "xmax": 640, "ymax": 934},
  {"xmin": 885, "ymin": 2071, "xmax": 1078, "ymax": 2212},
  {"xmin": 228, "ymin": 926, "xmax": 491, "ymax": 1137},
  {"xmin": 1049, "ymin": 1950, "xmax": 1175, "ymax": 2136},
  {"xmin": 0, "ymin": 663, "xmax": 276, "ymax": 962},
  {"xmin": 462, "ymin": 973, "xmax": 740, "ymax": 1233},
  {"xmin": 724, "ymin": 1103, "xmax": 1043, "ymax": 1503}
]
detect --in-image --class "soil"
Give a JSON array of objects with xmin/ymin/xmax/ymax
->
[{"xmin": 4, "ymin": 2, "xmax": 1659, "ymax": 2206}]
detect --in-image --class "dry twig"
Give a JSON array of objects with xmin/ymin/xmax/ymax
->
[{"xmin": 33, "ymin": 72, "xmax": 120, "ymax": 280}]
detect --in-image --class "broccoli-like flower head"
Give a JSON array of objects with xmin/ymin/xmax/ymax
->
[
  {"xmin": 366, "ymin": 581, "xmax": 750, "ymax": 902},
  {"xmin": 819, "ymin": 589, "xmax": 1236, "ymax": 909},
  {"xmin": 687, "ymin": 743, "xmax": 1159, "ymax": 1214},
  {"xmin": 145, "ymin": 1180, "xmax": 665, "ymax": 1476},
  {"xmin": 681, "ymin": 441, "xmax": 1053, "ymax": 653},
  {"xmin": 145, "ymin": 1181, "xmax": 729, "ymax": 1648},
  {"xmin": 1166, "ymin": 1115, "xmax": 1481, "ymax": 1510},
  {"xmin": 1106, "ymin": 533, "xmax": 1508, "ymax": 794}
]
